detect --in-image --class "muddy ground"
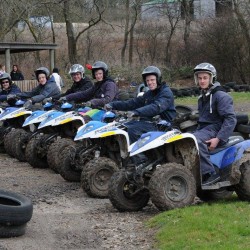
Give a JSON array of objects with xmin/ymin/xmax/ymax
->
[
  {"xmin": 0, "ymin": 102, "xmax": 250, "ymax": 250},
  {"xmin": 0, "ymin": 154, "xmax": 159, "ymax": 250}
]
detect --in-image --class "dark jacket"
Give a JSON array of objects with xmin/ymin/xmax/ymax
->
[
  {"xmin": 10, "ymin": 71, "xmax": 24, "ymax": 81},
  {"xmin": 110, "ymin": 83, "xmax": 176, "ymax": 122},
  {"xmin": 16, "ymin": 77, "xmax": 60, "ymax": 103},
  {"xmin": 0, "ymin": 84, "xmax": 21, "ymax": 101},
  {"xmin": 197, "ymin": 82, "xmax": 237, "ymax": 143},
  {"xmin": 66, "ymin": 77, "xmax": 119, "ymax": 108},
  {"xmin": 64, "ymin": 76, "xmax": 93, "ymax": 96}
]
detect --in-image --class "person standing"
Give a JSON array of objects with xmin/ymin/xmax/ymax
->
[
  {"xmin": 192, "ymin": 62, "xmax": 237, "ymax": 186},
  {"xmin": 10, "ymin": 65, "xmax": 24, "ymax": 81},
  {"xmin": 51, "ymin": 67, "xmax": 64, "ymax": 91}
]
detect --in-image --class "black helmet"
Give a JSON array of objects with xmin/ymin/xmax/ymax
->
[
  {"xmin": 0, "ymin": 73, "xmax": 12, "ymax": 85},
  {"xmin": 35, "ymin": 67, "xmax": 50, "ymax": 80},
  {"xmin": 142, "ymin": 66, "xmax": 162, "ymax": 85},
  {"xmin": 194, "ymin": 63, "xmax": 217, "ymax": 85},
  {"xmin": 68, "ymin": 64, "xmax": 85, "ymax": 79},
  {"xmin": 92, "ymin": 61, "xmax": 108, "ymax": 79}
]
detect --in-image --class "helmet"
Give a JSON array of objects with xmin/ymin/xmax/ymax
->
[
  {"xmin": 35, "ymin": 67, "xmax": 50, "ymax": 80},
  {"xmin": 142, "ymin": 66, "xmax": 162, "ymax": 85},
  {"xmin": 68, "ymin": 64, "xmax": 85, "ymax": 78},
  {"xmin": 91, "ymin": 61, "xmax": 108, "ymax": 79},
  {"xmin": 0, "ymin": 73, "xmax": 12, "ymax": 84},
  {"xmin": 194, "ymin": 63, "xmax": 217, "ymax": 85}
]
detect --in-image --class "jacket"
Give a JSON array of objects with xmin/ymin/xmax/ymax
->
[
  {"xmin": 10, "ymin": 71, "xmax": 24, "ymax": 81},
  {"xmin": 110, "ymin": 83, "xmax": 176, "ymax": 122},
  {"xmin": 66, "ymin": 77, "xmax": 119, "ymax": 108},
  {"xmin": 16, "ymin": 77, "xmax": 60, "ymax": 103},
  {"xmin": 197, "ymin": 81, "xmax": 237, "ymax": 143},
  {"xmin": 0, "ymin": 84, "xmax": 21, "ymax": 102}
]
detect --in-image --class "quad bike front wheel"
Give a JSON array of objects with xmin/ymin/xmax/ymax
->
[
  {"xmin": 108, "ymin": 170, "xmax": 150, "ymax": 211},
  {"xmin": 25, "ymin": 134, "xmax": 50, "ymax": 168},
  {"xmin": 47, "ymin": 138, "xmax": 74, "ymax": 173},
  {"xmin": 81, "ymin": 157, "xmax": 119, "ymax": 198},
  {"xmin": 14, "ymin": 129, "xmax": 31, "ymax": 162},
  {"xmin": 234, "ymin": 160, "xmax": 250, "ymax": 201},
  {"xmin": 4, "ymin": 129, "xmax": 19, "ymax": 157},
  {"xmin": 148, "ymin": 163, "xmax": 196, "ymax": 211}
]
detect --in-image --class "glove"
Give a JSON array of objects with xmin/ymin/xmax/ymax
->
[
  {"xmin": 127, "ymin": 111, "xmax": 138, "ymax": 119},
  {"xmin": 42, "ymin": 97, "xmax": 52, "ymax": 104},
  {"xmin": 83, "ymin": 101, "xmax": 92, "ymax": 107},
  {"xmin": 24, "ymin": 99, "xmax": 33, "ymax": 109},
  {"xmin": 7, "ymin": 94, "xmax": 16, "ymax": 100},
  {"xmin": 104, "ymin": 103, "xmax": 113, "ymax": 111},
  {"xmin": 58, "ymin": 96, "xmax": 67, "ymax": 103}
]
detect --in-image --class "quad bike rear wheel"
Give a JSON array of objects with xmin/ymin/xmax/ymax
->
[
  {"xmin": 81, "ymin": 157, "xmax": 119, "ymax": 198},
  {"xmin": 234, "ymin": 160, "xmax": 250, "ymax": 201},
  {"xmin": 108, "ymin": 170, "xmax": 150, "ymax": 211},
  {"xmin": 148, "ymin": 163, "xmax": 196, "ymax": 211}
]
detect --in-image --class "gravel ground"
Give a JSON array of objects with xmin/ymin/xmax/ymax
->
[{"xmin": 0, "ymin": 155, "xmax": 158, "ymax": 250}]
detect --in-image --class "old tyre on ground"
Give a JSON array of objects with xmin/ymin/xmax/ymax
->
[
  {"xmin": 108, "ymin": 170, "xmax": 150, "ymax": 211},
  {"xmin": 148, "ymin": 163, "xmax": 196, "ymax": 211},
  {"xmin": 25, "ymin": 134, "xmax": 50, "ymax": 168},
  {"xmin": 4, "ymin": 129, "xmax": 18, "ymax": 157},
  {"xmin": 47, "ymin": 138, "xmax": 74, "ymax": 173},
  {"xmin": 0, "ymin": 189, "xmax": 33, "ymax": 238},
  {"xmin": 234, "ymin": 160, "xmax": 250, "ymax": 201},
  {"xmin": 14, "ymin": 129, "xmax": 31, "ymax": 162},
  {"xmin": 81, "ymin": 157, "xmax": 119, "ymax": 198}
]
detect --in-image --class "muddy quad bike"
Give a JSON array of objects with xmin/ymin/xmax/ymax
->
[
  {"xmin": 0, "ymin": 100, "xmax": 32, "ymax": 157},
  {"xmin": 24, "ymin": 101, "xmax": 91, "ymax": 169},
  {"xmin": 108, "ymin": 124, "xmax": 250, "ymax": 212}
]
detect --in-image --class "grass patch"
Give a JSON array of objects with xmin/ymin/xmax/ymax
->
[
  {"xmin": 175, "ymin": 92, "xmax": 250, "ymax": 107},
  {"xmin": 147, "ymin": 199, "xmax": 250, "ymax": 249}
]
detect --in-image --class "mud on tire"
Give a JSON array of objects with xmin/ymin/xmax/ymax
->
[
  {"xmin": 47, "ymin": 138, "xmax": 74, "ymax": 173},
  {"xmin": 4, "ymin": 129, "xmax": 19, "ymax": 157},
  {"xmin": 81, "ymin": 157, "xmax": 119, "ymax": 198},
  {"xmin": 234, "ymin": 160, "xmax": 250, "ymax": 201},
  {"xmin": 108, "ymin": 170, "xmax": 150, "ymax": 211},
  {"xmin": 25, "ymin": 134, "xmax": 50, "ymax": 168},
  {"xmin": 148, "ymin": 163, "xmax": 196, "ymax": 211},
  {"xmin": 14, "ymin": 129, "xmax": 31, "ymax": 162}
]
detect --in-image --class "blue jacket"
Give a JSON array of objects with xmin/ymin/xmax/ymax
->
[
  {"xmin": 0, "ymin": 84, "xmax": 21, "ymax": 101},
  {"xmin": 66, "ymin": 77, "xmax": 119, "ymax": 108},
  {"xmin": 197, "ymin": 82, "xmax": 237, "ymax": 143},
  {"xmin": 110, "ymin": 83, "xmax": 176, "ymax": 122},
  {"xmin": 16, "ymin": 77, "xmax": 60, "ymax": 103}
]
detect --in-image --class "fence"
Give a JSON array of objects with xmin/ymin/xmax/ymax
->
[{"xmin": 14, "ymin": 80, "xmax": 37, "ymax": 92}]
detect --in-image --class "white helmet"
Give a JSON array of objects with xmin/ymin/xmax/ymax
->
[
  {"xmin": 68, "ymin": 64, "xmax": 85, "ymax": 78},
  {"xmin": 194, "ymin": 63, "xmax": 217, "ymax": 85}
]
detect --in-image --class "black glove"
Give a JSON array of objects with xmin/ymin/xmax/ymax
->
[
  {"xmin": 104, "ymin": 103, "xmax": 113, "ymax": 111},
  {"xmin": 42, "ymin": 97, "xmax": 52, "ymax": 104},
  {"xmin": 83, "ymin": 101, "xmax": 92, "ymax": 107},
  {"xmin": 58, "ymin": 96, "xmax": 67, "ymax": 103},
  {"xmin": 7, "ymin": 94, "xmax": 16, "ymax": 100},
  {"xmin": 24, "ymin": 99, "xmax": 33, "ymax": 109}
]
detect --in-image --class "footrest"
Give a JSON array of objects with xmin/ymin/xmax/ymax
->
[{"xmin": 202, "ymin": 181, "xmax": 231, "ymax": 190}]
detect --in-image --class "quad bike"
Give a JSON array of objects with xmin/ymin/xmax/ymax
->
[
  {"xmin": 66, "ymin": 106, "xmax": 193, "ymax": 197},
  {"xmin": 108, "ymin": 120, "xmax": 250, "ymax": 212},
  {"xmin": 0, "ymin": 100, "xmax": 33, "ymax": 156},
  {"xmin": 25, "ymin": 101, "xmax": 105, "ymax": 170}
]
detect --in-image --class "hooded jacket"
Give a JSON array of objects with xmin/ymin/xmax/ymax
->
[
  {"xmin": 66, "ymin": 77, "xmax": 119, "ymax": 108},
  {"xmin": 197, "ymin": 81, "xmax": 237, "ymax": 143},
  {"xmin": 16, "ymin": 77, "xmax": 60, "ymax": 103},
  {"xmin": 110, "ymin": 83, "xmax": 176, "ymax": 122}
]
